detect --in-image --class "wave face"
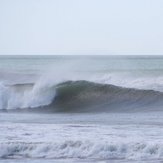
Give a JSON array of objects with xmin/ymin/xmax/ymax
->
[
  {"xmin": 53, "ymin": 81, "xmax": 163, "ymax": 112},
  {"xmin": 1, "ymin": 80, "xmax": 163, "ymax": 112}
]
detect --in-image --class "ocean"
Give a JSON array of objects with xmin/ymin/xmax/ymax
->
[{"xmin": 1, "ymin": 55, "xmax": 163, "ymax": 163}]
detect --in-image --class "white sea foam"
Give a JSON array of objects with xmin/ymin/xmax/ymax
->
[
  {"xmin": 1, "ymin": 121, "xmax": 163, "ymax": 161},
  {"xmin": 1, "ymin": 56, "xmax": 163, "ymax": 163},
  {"xmin": 90, "ymin": 73, "xmax": 163, "ymax": 92},
  {"xmin": 1, "ymin": 141, "xmax": 163, "ymax": 160},
  {"xmin": 0, "ymin": 80, "xmax": 56, "ymax": 110},
  {"xmin": 0, "ymin": 60, "xmax": 84, "ymax": 110}
]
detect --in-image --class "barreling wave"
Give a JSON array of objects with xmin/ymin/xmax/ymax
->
[{"xmin": 1, "ymin": 80, "xmax": 163, "ymax": 112}]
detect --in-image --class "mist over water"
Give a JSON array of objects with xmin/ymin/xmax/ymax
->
[
  {"xmin": 1, "ymin": 55, "xmax": 163, "ymax": 163},
  {"xmin": 0, "ymin": 55, "xmax": 163, "ymax": 111}
]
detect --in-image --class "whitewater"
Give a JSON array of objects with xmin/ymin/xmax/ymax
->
[{"xmin": 1, "ymin": 55, "xmax": 163, "ymax": 163}]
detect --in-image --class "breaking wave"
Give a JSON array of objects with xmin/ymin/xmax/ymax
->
[
  {"xmin": 1, "ymin": 79, "xmax": 163, "ymax": 112},
  {"xmin": 1, "ymin": 141, "xmax": 163, "ymax": 160}
]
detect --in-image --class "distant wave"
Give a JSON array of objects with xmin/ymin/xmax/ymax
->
[
  {"xmin": 1, "ymin": 80, "xmax": 163, "ymax": 112},
  {"xmin": 1, "ymin": 140, "xmax": 163, "ymax": 160}
]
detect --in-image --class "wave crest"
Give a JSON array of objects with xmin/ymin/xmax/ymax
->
[
  {"xmin": 1, "ymin": 80, "xmax": 163, "ymax": 112},
  {"xmin": 53, "ymin": 80, "xmax": 163, "ymax": 112}
]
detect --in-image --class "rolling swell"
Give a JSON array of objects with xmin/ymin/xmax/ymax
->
[
  {"xmin": 49, "ymin": 80, "xmax": 163, "ymax": 112},
  {"xmin": 2, "ymin": 80, "xmax": 163, "ymax": 112}
]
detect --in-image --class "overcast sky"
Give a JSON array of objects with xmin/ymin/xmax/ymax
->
[{"xmin": 0, "ymin": 0, "xmax": 163, "ymax": 55}]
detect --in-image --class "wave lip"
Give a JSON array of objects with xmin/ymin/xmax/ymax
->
[{"xmin": 1, "ymin": 141, "xmax": 163, "ymax": 160}]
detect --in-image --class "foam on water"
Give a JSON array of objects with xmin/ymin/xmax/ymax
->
[
  {"xmin": 1, "ymin": 141, "xmax": 163, "ymax": 160},
  {"xmin": 1, "ymin": 56, "xmax": 163, "ymax": 163},
  {"xmin": 0, "ymin": 119, "xmax": 163, "ymax": 161},
  {"xmin": 0, "ymin": 81, "xmax": 56, "ymax": 110}
]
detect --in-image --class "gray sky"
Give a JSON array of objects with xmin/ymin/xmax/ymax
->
[{"xmin": 0, "ymin": 0, "xmax": 163, "ymax": 55}]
